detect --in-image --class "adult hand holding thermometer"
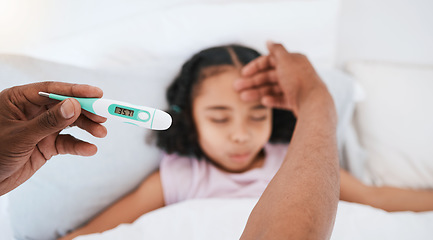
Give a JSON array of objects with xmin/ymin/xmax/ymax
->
[{"xmin": 39, "ymin": 92, "xmax": 172, "ymax": 130}]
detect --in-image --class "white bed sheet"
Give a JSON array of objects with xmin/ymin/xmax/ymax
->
[
  {"xmin": 0, "ymin": 195, "xmax": 13, "ymax": 240},
  {"xmin": 75, "ymin": 198, "xmax": 433, "ymax": 240}
]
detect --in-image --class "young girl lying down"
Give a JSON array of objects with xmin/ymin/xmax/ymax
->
[{"xmin": 60, "ymin": 44, "xmax": 433, "ymax": 239}]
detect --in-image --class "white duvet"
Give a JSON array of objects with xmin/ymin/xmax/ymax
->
[{"xmin": 75, "ymin": 198, "xmax": 433, "ymax": 240}]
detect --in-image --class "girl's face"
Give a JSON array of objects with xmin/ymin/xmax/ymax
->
[{"xmin": 192, "ymin": 67, "xmax": 272, "ymax": 173}]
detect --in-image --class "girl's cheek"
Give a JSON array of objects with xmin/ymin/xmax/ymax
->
[{"xmin": 202, "ymin": 122, "xmax": 226, "ymax": 136}]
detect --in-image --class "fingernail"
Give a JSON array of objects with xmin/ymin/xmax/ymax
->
[{"xmin": 61, "ymin": 99, "xmax": 75, "ymax": 119}]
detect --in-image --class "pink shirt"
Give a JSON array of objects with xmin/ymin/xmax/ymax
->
[{"xmin": 160, "ymin": 144, "xmax": 288, "ymax": 205}]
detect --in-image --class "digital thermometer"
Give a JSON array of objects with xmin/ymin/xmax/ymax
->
[{"xmin": 39, "ymin": 92, "xmax": 172, "ymax": 130}]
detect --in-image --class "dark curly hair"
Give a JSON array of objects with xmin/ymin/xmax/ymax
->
[{"xmin": 154, "ymin": 44, "xmax": 296, "ymax": 158}]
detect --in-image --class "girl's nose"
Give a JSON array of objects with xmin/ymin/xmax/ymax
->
[{"xmin": 230, "ymin": 125, "xmax": 250, "ymax": 144}]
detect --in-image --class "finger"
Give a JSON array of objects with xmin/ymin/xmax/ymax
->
[
  {"xmin": 81, "ymin": 110, "xmax": 107, "ymax": 124},
  {"xmin": 234, "ymin": 71, "xmax": 278, "ymax": 91},
  {"xmin": 55, "ymin": 134, "xmax": 98, "ymax": 156},
  {"xmin": 34, "ymin": 133, "xmax": 59, "ymax": 161},
  {"xmin": 258, "ymin": 85, "xmax": 284, "ymax": 97},
  {"xmin": 266, "ymin": 40, "xmax": 274, "ymax": 50},
  {"xmin": 239, "ymin": 89, "xmax": 262, "ymax": 102},
  {"xmin": 267, "ymin": 42, "xmax": 291, "ymax": 61},
  {"xmin": 239, "ymin": 85, "xmax": 283, "ymax": 103},
  {"xmin": 233, "ymin": 78, "xmax": 255, "ymax": 92},
  {"xmin": 267, "ymin": 42, "xmax": 309, "ymax": 67},
  {"xmin": 71, "ymin": 114, "xmax": 107, "ymax": 138},
  {"xmin": 269, "ymin": 55, "xmax": 277, "ymax": 67},
  {"xmin": 18, "ymin": 81, "xmax": 103, "ymax": 106},
  {"xmin": 262, "ymin": 95, "xmax": 290, "ymax": 110},
  {"xmin": 241, "ymin": 55, "xmax": 272, "ymax": 77},
  {"xmin": 26, "ymin": 98, "xmax": 82, "ymax": 142},
  {"xmin": 266, "ymin": 41, "xmax": 278, "ymax": 67}
]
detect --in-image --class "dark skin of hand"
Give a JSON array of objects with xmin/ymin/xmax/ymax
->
[{"xmin": 0, "ymin": 81, "xmax": 107, "ymax": 195}]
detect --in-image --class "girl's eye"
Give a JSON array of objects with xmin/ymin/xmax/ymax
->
[
  {"xmin": 251, "ymin": 116, "xmax": 267, "ymax": 122},
  {"xmin": 211, "ymin": 118, "xmax": 229, "ymax": 123}
]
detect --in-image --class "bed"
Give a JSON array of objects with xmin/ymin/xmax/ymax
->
[
  {"xmin": 73, "ymin": 199, "xmax": 433, "ymax": 240},
  {"xmin": 0, "ymin": 0, "xmax": 432, "ymax": 239}
]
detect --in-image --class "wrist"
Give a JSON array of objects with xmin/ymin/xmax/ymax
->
[
  {"xmin": 297, "ymin": 83, "xmax": 330, "ymax": 108},
  {"xmin": 295, "ymin": 86, "xmax": 337, "ymax": 124}
]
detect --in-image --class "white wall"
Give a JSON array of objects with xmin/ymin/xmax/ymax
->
[
  {"xmin": 1, "ymin": 0, "xmax": 433, "ymax": 66},
  {"xmin": 337, "ymin": 0, "xmax": 433, "ymax": 66},
  {"xmin": 0, "ymin": 1, "xmax": 157, "ymax": 54}
]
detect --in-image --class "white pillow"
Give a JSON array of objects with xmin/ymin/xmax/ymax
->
[
  {"xmin": 317, "ymin": 69, "xmax": 356, "ymax": 152},
  {"xmin": 346, "ymin": 61, "xmax": 433, "ymax": 189},
  {"xmin": 26, "ymin": 0, "xmax": 340, "ymax": 72}
]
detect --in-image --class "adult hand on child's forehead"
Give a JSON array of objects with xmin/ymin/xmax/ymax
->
[{"xmin": 234, "ymin": 41, "xmax": 327, "ymax": 116}]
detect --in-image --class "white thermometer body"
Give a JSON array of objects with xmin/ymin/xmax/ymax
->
[{"xmin": 39, "ymin": 92, "xmax": 172, "ymax": 130}]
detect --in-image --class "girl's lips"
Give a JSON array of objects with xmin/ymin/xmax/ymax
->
[{"xmin": 229, "ymin": 152, "xmax": 251, "ymax": 163}]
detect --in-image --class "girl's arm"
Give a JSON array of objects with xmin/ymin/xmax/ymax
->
[
  {"xmin": 340, "ymin": 169, "xmax": 433, "ymax": 212},
  {"xmin": 59, "ymin": 171, "xmax": 164, "ymax": 240}
]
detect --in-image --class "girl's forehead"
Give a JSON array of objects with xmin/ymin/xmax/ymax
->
[
  {"xmin": 195, "ymin": 68, "xmax": 240, "ymax": 97},
  {"xmin": 193, "ymin": 69, "xmax": 262, "ymax": 108}
]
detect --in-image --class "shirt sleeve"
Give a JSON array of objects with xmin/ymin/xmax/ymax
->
[{"xmin": 159, "ymin": 153, "xmax": 194, "ymax": 205}]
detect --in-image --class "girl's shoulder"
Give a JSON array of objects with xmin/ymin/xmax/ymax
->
[
  {"xmin": 159, "ymin": 152, "xmax": 210, "ymax": 179},
  {"xmin": 160, "ymin": 152, "xmax": 196, "ymax": 167},
  {"xmin": 160, "ymin": 152, "xmax": 214, "ymax": 176},
  {"xmin": 159, "ymin": 153, "xmax": 196, "ymax": 205},
  {"xmin": 159, "ymin": 152, "xmax": 210, "ymax": 205}
]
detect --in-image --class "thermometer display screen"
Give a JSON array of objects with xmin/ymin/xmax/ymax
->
[{"xmin": 114, "ymin": 106, "xmax": 134, "ymax": 117}]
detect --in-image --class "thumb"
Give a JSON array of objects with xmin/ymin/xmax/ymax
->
[{"xmin": 29, "ymin": 98, "xmax": 81, "ymax": 141}]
